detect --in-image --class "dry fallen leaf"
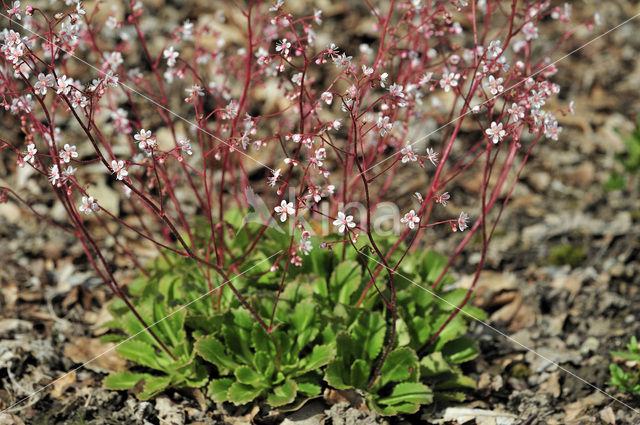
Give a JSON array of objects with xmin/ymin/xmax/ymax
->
[
  {"xmin": 64, "ymin": 337, "xmax": 126, "ymax": 373},
  {"xmin": 50, "ymin": 370, "xmax": 76, "ymax": 399}
]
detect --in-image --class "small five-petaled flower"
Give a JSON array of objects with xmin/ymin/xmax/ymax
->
[
  {"xmin": 274, "ymin": 200, "xmax": 295, "ymax": 222},
  {"xmin": 333, "ymin": 211, "xmax": 356, "ymax": 234}
]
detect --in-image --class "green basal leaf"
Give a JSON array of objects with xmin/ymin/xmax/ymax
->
[
  {"xmin": 325, "ymin": 359, "xmax": 349, "ymax": 389},
  {"xmin": 351, "ymin": 310, "xmax": 386, "ymax": 360},
  {"xmin": 298, "ymin": 344, "xmax": 334, "ymax": 375},
  {"xmin": 433, "ymin": 314, "xmax": 467, "ymax": 352},
  {"xmin": 442, "ymin": 337, "xmax": 480, "ymax": 364},
  {"xmin": 228, "ymin": 382, "xmax": 263, "ymax": 405},
  {"xmin": 116, "ymin": 340, "xmax": 163, "ymax": 371},
  {"xmin": 349, "ymin": 359, "xmax": 370, "ymax": 390},
  {"xmin": 267, "ymin": 378, "xmax": 297, "ymax": 407},
  {"xmin": 138, "ymin": 375, "xmax": 173, "ymax": 400},
  {"xmin": 330, "ymin": 260, "xmax": 362, "ymax": 305},
  {"xmin": 420, "ymin": 352, "xmax": 454, "ymax": 377},
  {"xmin": 376, "ymin": 382, "xmax": 433, "ymax": 406},
  {"xmin": 195, "ymin": 335, "xmax": 239, "ymax": 374},
  {"xmin": 235, "ymin": 365, "xmax": 263, "ymax": 385},
  {"xmin": 434, "ymin": 373, "xmax": 476, "ymax": 390},
  {"xmin": 377, "ymin": 347, "xmax": 419, "ymax": 388},
  {"xmin": 208, "ymin": 378, "xmax": 234, "ymax": 402},
  {"xmin": 104, "ymin": 371, "xmax": 152, "ymax": 391}
]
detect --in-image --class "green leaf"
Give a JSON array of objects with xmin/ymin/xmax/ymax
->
[
  {"xmin": 433, "ymin": 314, "xmax": 467, "ymax": 352},
  {"xmin": 434, "ymin": 373, "xmax": 476, "ymax": 390},
  {"xmin": 116, "ymin": 340, "xmax": 162, "ymax": 370},
  {"xmin": 267, "ymin": 378, "xmax": 297, "ymax": 407},
  {"xmin": 299, "ymin": 344, "xmax": 334, "ymax": 375},
  {"xmin": 442, "ymin": 337, "xmax": 480, "ymax": 364},
  {"xmin": 235, "ymin": 365, "xmax": 263, "ymax": 385},
  {"xmin": 254, "ymin": 350, "xmax": 275, "ymax": 380},
  {"xmin": 104, "ymin": 372, "xmax": 151, "ymax": 390},
  {"xmin": 352, "ymin": 311, "xmax": 386, "ymax": 360},
  {"xmin": 330, "ymin": 261, "xmax": 362, "ymax": 305},
  {"xmin": 420, "ymin": 352, "xmax": 453, "ymax": 377},
  {"xmin": 325, "ymin": 360, "xmax": 349, "ymax": 389},
  {"xmin": 227, "ymin": 382, "xmax": 263, "ymax": 405},
  {"xmin": 376, "ymin": 382, "xmax": 433, "ymax": 406},
  {"xmin": 349, "ymin": 359, "xmax": 370, "ymax": 390},
  {"xmin": 296, "ymin": 374, "xmax": 322, "ymax": 396},
  {"xmin": 378, "ymin": 347, "xmax": 419, "ymax": 388},
  {"xmin": 139, "ymin": 375, "xmax": 172, "ymax": 400},
  {"xmin": 208, "ymin": 378, "xmax": 234, "ymax": 402},
  {"xmin": 195, "ymin": 335, "xmax": 238, "ymax": 374},
  {"xmin": 611, "ymin": 351, "xmax": 640, "ymax": 362}
]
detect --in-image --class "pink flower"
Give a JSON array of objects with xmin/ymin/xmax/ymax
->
[
  {"xmin": 400, "ymin": 210, "xmax": 420, "ymax": 229},
  {"xmin": 274, "ymin": 200, "xmax": 295, "ymax": 222},
  {"xmin": 333, "ymin": 211, "xmax": 355, "ymax": 234}
]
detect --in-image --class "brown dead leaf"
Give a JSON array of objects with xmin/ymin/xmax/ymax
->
[
  {"xmin": 51, "ymin": 370, "xmax": 76, "ymax": 398},
  {"xmin": 64, "ymin": 337, "xmax": 126, "ymax": 373},
  {"xmin": 539, "ymin": 372, "xmax": 561, "ymax": 398},
  {"xmin": 323, "ymin": 388, "xmax": 366, "ymax": 409},
  {"xmin": 564, "ymin": 392, "xmax": 607, "ymax": 420}
]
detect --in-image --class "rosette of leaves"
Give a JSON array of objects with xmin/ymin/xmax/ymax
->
[{"xmin": 194, "ymin": 282, "xmax": 336, "ymax": 409}]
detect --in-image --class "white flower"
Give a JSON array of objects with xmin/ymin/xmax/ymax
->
[
  {"xmin": 435, "ymin": 192, "xmax": 450, "ymax": 207},
  {"xmin": 400, "ymin": 210, "xmax": 420, "ymax": 229},
  {"xmin": 34, "ymin": 73, "xmax": 54, "ymax": 95},
  {"xmin": 457, "ymin": 211, "xmax": 469, "ymax": 231},
  {"xmin": 522, "ymin": 22, "xmax": 538, "ymax": 41},
  {"xmin": 135, "ymin": 129, "xmax": 155, "ymax": 150},
  {"xmin": 49, "ymin": 164, "xmax": 60, "ymax": 186},
  {"xmin": 163, "ymin": 46, "xmax": 179, "ymax": 67},
  {"xmin": 275, "ymin": 38, "xmax": 291, "ymax": 57},
  {"xmin": 292, "ymin": 72, "xmax": 303, "ymax": 86},
  {"xmin": 401, "ymin": 145, "xmax": 417, "ymax": 163},
  {"xmin": 485, "ymin": 121, "xmax": 506, "ymax": 144},
  {"xmin": 178, "ymin": 137, "xmax": 193, "ymax": 155},
  {"xmin": 485, "ymin": 75, "xmax": 504, "ymax": 95},
  {"xmin": 333, "ymin": 211, "xmax": 355, "ymax": 234},
  {"xmin": 426, "ymin": 147, "xmax": 439, "ymax": 166},
  {"xmin": 79, "ymin": 196, "xmax": 99, "ymax": 215},
  {"xmin": 507, "ymin": 103, "xmax": 525, "ymax": 122},
  {"xmin": 380, "ymin": 72, "xmax": 388, "ymax": 87},
  {"xmin": 111, "ymin": 159, "xmax": 128, "ymax": 180},
  {"xmin": 23, "ymin": 143, "xmax": 37, "ymax": 164},
  {"xmin": 439, "ymin": 72, "xmax": 460, "ymax": 92},
  {"xmin": 377, "ymin": 115, "xmax": 393, "ymax": 136},
  {"xmin": 59, "ymin": 144, "xmax": 78, "ymax": 163},
  {"xmin": 56, "ymin": 75, "xmax": 72, "ymax": 95},
  {"xmin": 274, "ymin": 200, "xmax": 295, "ymax": 222},
  {"xmin": 8, "ymin": 1, "xmax": 21, "ymax": 20},
  {"xmin": 268, "ymin": 168, "xmax": 281, "ymax": 187},
  {"xmin": 321, "ymin": 92, "xmax": 333, "ymax": 105},
  {"xmin": 61, "ymin": 165, "xmax": 77, "ymax": 183}
]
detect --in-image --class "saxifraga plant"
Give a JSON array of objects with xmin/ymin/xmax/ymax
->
[
  {"xmin": 104, "ymin": 215, "xmax": 485, "ymax": 413},
  {"xmin": 0, "ymin": 0, "xmax": 586, "ymax": 415}
]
